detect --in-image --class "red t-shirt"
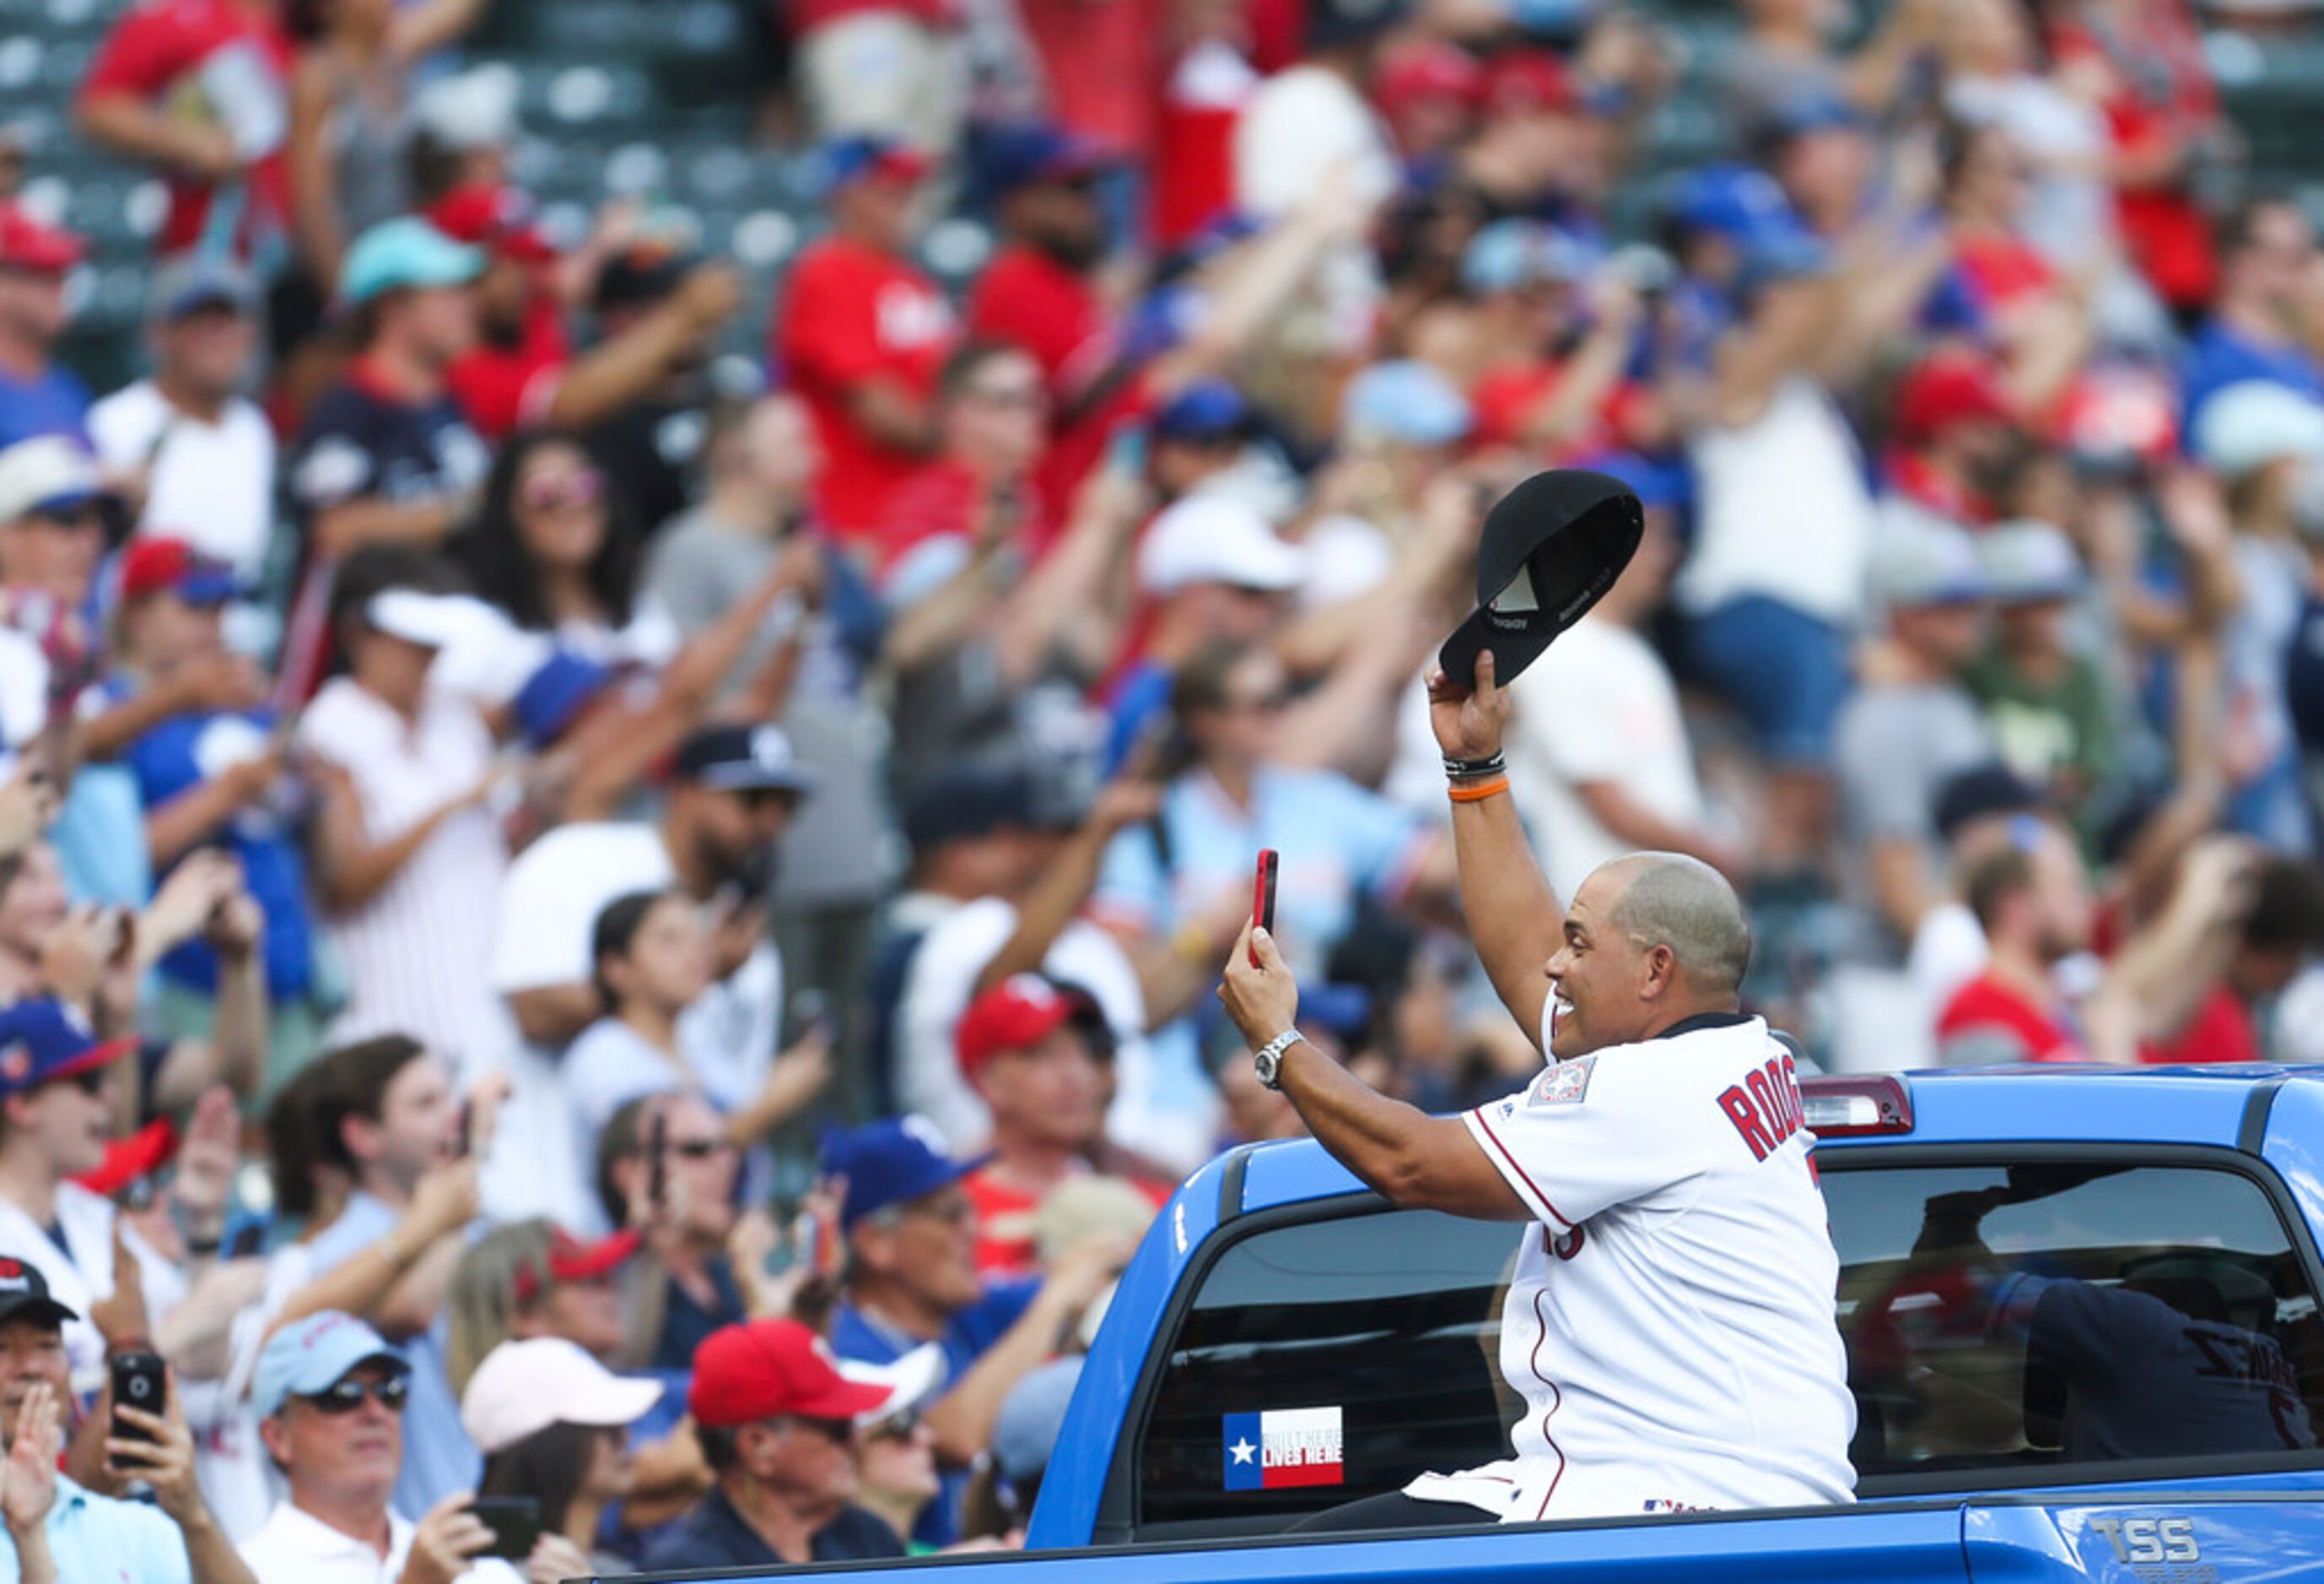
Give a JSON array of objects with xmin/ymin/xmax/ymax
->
[
  {"xmin": 80, "ymin": 0, "xmax": 291, "ymax": 259},
  {"xmin": 1151, "ymin": 41, "xmax": 1254, "ymax": 250},
  {"xmin": 774, "ymin": 236, "xmax": 957, "ymax": 543},
  {"xmin": 1016, "ymin": 0, "xmax": 1162, "ymax": 154},
  {"xmin": 446, "ymin": 299, "xmax": 569, "ymax": 442},
  {"xmin": 1935, "ymin": 972, "xmax": 2085, "ymax": 1064},
  {"xmin": 1955, "ymin": 232, "xmax": 2057, "ymax": 317},
  {"xmin": 2140, "ymin": 986, "xmax": 2261, "ymax": 1066},
  {"xmin": 1469, "ymin": 361, "xmax": 1627, "ymax": 458},
  {"xmin": 961, "ymin": 1163, "xmax": 1171, "ymax": 1278},
  {"xmin": 968, "ymin": 245, "xmax": 1140, "ymax": 519}
]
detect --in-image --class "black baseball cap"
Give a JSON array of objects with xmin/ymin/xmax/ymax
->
[
  {"xmin": 0, "ymin": 1256, "xmax": 77, "ymax": 1329},
  {"xmin": 673, "ymin": 725, "xmax": 818, "ymax": 795},
  {"xmin": 1437, "ymin": 469, "xmax": 1644, "ymax": 691}
]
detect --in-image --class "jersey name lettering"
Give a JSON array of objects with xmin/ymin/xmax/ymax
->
[{"xmin": 1713, "ymin": 1053, "xmax": 1804, "ymax": 1162}]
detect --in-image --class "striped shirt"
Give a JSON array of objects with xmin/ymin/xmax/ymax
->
[{"xmin": 299, "ymin": 677, "xmax": 513, "ymax": 1076}]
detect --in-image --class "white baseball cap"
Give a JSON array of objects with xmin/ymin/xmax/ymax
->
[
  {"xmin": 460, "ymin": 1338, "xmax": 665, "ymax": 1455},
  {"xmin": 838, "ymin": 1341, "xmax": 946, "ymax": 1426},
  {"xmin": 2194, "ymin": 380, "xmax": 2324, "ymax": 480},
  {"xmin": 1136, "ymin": 493, "xmax": 1302, "ymax": 596},
  {"xmin": 0, "ymin": 436, "xmax": 100, "ymax": 524}
]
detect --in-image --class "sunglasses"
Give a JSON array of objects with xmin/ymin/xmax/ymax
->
[
  {"xmin": 779, "ymin": 1414, "xmax": 855, "ymax": 1443},
  {"xmin": 64, "ymin": 1068, "xmax": 109, "ymax": 1098},
  {"xmin": 302, "ymin": 1374, "xmax": 410, "ymax": 1415},
  {"xmin": 865, "ymin": 1408, "xmax": 923, "ymax": 1442},
  {"xmin": 520, "ymin": 471, "xmax": 605, "ymax": 512},
  {"xmin": 662, "ymin": 1138, "xmax": 728, "ymax": 1161}
]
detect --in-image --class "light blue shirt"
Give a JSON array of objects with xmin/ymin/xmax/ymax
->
[
  {"xmin": 305, "ymin": 1190, "xmax": 479, "ymax": 1517},
  {"xmin": 0, "ymin": 1474, "xmax": 190, "ymax": 1583},
  {"xmin": 1094, "ymin": 765, "xmax": 1430, "ymax": 1110}
]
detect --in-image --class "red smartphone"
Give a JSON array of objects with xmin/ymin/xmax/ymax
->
[{"xmin": 1250, "ymin": 849, "xmax": 1279, "ymax": 967}]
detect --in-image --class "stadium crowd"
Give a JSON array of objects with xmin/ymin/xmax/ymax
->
[{"xmin": 0, "ymin": 0, "xmax": 2321, "ymax": 1570}]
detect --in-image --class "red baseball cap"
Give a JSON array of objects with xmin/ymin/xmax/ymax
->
[
  {"xmin": 1478, "ymin": 50, "xmax": 1577, "ymax": 118},
  {"xmin": 425, "ymin": 183, "xmax": 557, "ymax": 265},
  {"xmin": 957, "ymin": 974, "xmax": 1100, "ymax": 1080},
  {"xmin": 1893, "ymin": 349, "xmax": 2014, "ymax": 445},
  {"xmin": 73, "ymin": 1118, "xmax": 181, "ymax": 1199},
  {"xmin": 687, "ymin": 1319, "xmax": 893, "ymax": 1428},
  {"xmin": 120, "ymin": 537, "xmax": 242, "ymax": 606},
  {"xmin": 513, "ymin": 1226, "xmax": 640, "ymax": 1304},
  {"xmin": 0, "ymin": 203, "xmax": 82, "ymax": 272},
  {"xmin": 1375, "ymin": 40, "xmax": 1483, "ymax": 122}
]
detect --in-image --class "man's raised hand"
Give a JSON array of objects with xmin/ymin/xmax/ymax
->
[{"xmin": 1426, "ymin": 648, "xmax": 1512, "ymax": 762}]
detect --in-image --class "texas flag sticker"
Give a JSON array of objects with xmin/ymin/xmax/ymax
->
[{"xmin": 1223, "ymin": 1407, "xmax": 1345, "ymax": 1490}]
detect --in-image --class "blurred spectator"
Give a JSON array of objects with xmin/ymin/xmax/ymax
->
[
  {"xmin": 0, "ymin": 998, "xmax": 148, "ymax": 1391},
  {"xmin": 240, "ymin": 1310, "xmax": 491, "ymax": 1582},
  {"xmin": 0, "ymin": 207, "xmax": 89, "ymax": 449},
  {"xmin": 880, "ymin": 342, "xmax": 1053, "ymax": 576},
  {"xmin": 1909, "ymin": 762, "xmax": 2049, "ymax": 1022},
  {"xmin": 953, "ymin": 974, "xmax": 1166, "ymax": 1275},
  {"xmin": 433, "ymin": 187, "xmax": 744, "ymax": 448},
  {"xmin": 574, "ymin": 241, "xmax": 745, "ymax": 541},
  {"xmin": 0, "ymin": 438, "xmax": 107, "ymax": 725},
  {"xmin": 461, "ymin": 1336, "xmax": 663, "ymax": 1581},
  {"xmin": 283, "ymin": 0, "xmax": 489, "ymax": 299},
  {"xmin": 822, "ymin": 1117, "xmax": 1119, "ymax": 1544},
  {"xmin": 1105, "ymin": 493, "xmax": 1300, "ymax": 770},
  {"xmin": 2137, "ymin": 852, "xmax": 2324, "ymax": 1065},
  {"xmin": 1965, "ymin": 521, "xmax": 2118, "ymax": 822},
  {"xmin": 298, "ymin": 558, "xmax": 510, "ymax": 1064},
  {"xmin": 775, "ymin": 139, "xmax": 957, "ymax": 546},
  {"xmin": 0, "ymin": 1257, "xmax": 248, "ymax": 1582},
  {"xmin": 1884, "ymin": 348, "xmax": 2021, "ymax": 531},
  {"xmin": 443, "ymin": 1221, "xmax": 634, "ymax": 1397},
  {"xmin": 1723, "ymin": 0, "xmax": 1941, "ymax": 139},
  {"xmin": 1940, "ymin": 0, "xmax": 2115, "ymax": 273},
  {"xmin": 491, "ymin": 724, "xmax": 822, "ymax": 1229},
  {"xmin": 568, "ymin": 889, "xmax": 826, "ymax": 1166},
  {"xmin": 97, "ymin": 539, "xmax": 319, "ymax": 1083},
  {"xmin": 1231, "ymin": 0, "xmax": 1399, "ymax": 227},
  {"xmin": 1934, "ymin": 817, "xmax": 2096, "ymax": 1064},
  {"xmin": 74, "ymin": 0, "xmax": 288, "ymax": 267},
  {"xmin": 286, "ymin": 218, "xmax": 489, "ymax": 566},
  {"xmin": 644, "ymin": 1317, "xmax": 904, "ymax": 1569},
  {"xmin": 2183, "ymin": 198, "xmax": 2322, "ymax": 428},
  {"xmin": 595, "ymin": 1091, "xmax": 751, "ymax": 1369},
  {"xmin": 958, "ymin": 1353, "xmax": 1079, "ymax": 1541},
  {"xmin": 843, "ymin": 1345, "xmax": 946, "ymax": 1554},
  {"xmin": 1505, "ymin": 496, "xmax": 1734, "ymax": 900},
  {"xmin": 87, "ymin": 259, "xmax": 276, "ymax": 584},
  {"xmin": 1836, "ymin": 522, "xmax": 1996, "ymax": 950},
  {"xmin": 278, "ymin": 1037, "xmax": 480, "ymax": 1515}
]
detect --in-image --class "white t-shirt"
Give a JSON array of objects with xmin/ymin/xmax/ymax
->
[
  {"xmin": 565, "ymin": 1016, "xmax": 687, "ymax": 1138},
  {"xmin": 239, "ymin": 1502, "xmax": 415, "ymax": 1584},
  {"xmin": 0, "ymin": 1182, "xmax": 168, "ymax": 1395},
  {"xmin": 893, "ymin": 896, "xmax": 1173, "ymax": 1162},
  {"xmin": 87, "ymin": 380, "xmax": 277, "ymax": 578},
  {"xmin": 1680, "ymin": 378, "xmax": 1876, "ymax": 627},
  {"xmin": 1507, "ymin": 617, "xmax": 1707, "ymax": 902},
  {"xmin": 488, "ymin": 820, "xmax": 782, "ymax": 1229},
  {"xmin": 1407, "ymin": 1015, "xmax": 1857, "ymax": 1522}
]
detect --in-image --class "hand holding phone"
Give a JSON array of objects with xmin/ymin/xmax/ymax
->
[
  {"xmin": 470, "ymin": 1495, "xmax": 542, "ymax": 1560},
  {"xmin": 1250, "ymin": 849, "xmax": 1279, "ymax": 967},
  {"xmin": 110, "ymin": 1350, "xmax": 166, "ymax": 1447}
]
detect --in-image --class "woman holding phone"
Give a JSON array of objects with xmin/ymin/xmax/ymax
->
[{"xmin": 460, "ymin": 1336, "xmax": 666, "ymax": 1580}]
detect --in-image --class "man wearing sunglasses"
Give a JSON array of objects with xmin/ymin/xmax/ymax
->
[
  {"xmin": 241, "ymin": 1310, "xmax": 498, "ymax": 1583},
  {"xmin": 0, "ymin": 1255, "xmax": 258, "ymax": 1583}
]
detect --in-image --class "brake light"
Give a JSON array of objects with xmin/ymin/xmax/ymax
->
[{"xmin": 1800, "ymin": 1075, "xmax": 1914, "ymax": 1137}]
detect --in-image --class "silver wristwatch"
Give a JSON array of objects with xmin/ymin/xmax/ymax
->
[{"xmin": 1252, "ymin": 1028, "xmax": 1306, "ymax": 1091}]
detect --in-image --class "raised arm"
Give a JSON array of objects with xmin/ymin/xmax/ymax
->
[{"xmin": 1427, "ymin": 651, "xmax": 1561, "ymax": 1043}]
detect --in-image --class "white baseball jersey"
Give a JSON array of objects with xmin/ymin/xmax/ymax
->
[{"xmin": 1405, "ymin": 1012, "xmax": 1857, "ymax": 1522}]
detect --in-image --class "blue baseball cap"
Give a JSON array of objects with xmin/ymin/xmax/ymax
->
[
  {"xmin": 821, "ymin": 1116, "xmax": 980, "ymax": 1231},
  {"xmin": 1342, "ymin": 359, "xmax": 1473, "ymax": 448},
  {"xmin": 253, "ymin": 1311, "xmax": 410, "ymax": 1420},
  {"xmin": 1669, "ymin": 164, "xmax": 1798, "ymax": 245},
  {"xmin": 510, "ymin": 647, "xmax": 613, "ymax": 747},
  {"xmin": 0, "ymin": 998, "xmax": 135, "ymax": 1099},
  {"xmin": 337, "ymin": 217, "xmax": 483, "ymax": 307},
  {"xmin": 984, "ymin": 124, "xmax": 1113, "ymax": 196},
  {"xmin": 1151, "ymin": 380, "xmax": 1251, "ymax": 444}
]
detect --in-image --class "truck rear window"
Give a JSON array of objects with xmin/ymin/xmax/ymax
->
[{"xmin": 1130, "ymin": 1156, "xmax": 2324, "ymax": 1532}]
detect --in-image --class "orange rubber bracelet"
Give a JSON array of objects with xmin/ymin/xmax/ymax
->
[{"xmin": 1448, "ymin": 776, "xmax": 1510, "ymax": 804}]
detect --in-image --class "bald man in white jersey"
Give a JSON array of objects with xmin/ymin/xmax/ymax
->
[{"xmin": 1220, "ymin": 649, "xmax": 1855, "ymax": 1529}]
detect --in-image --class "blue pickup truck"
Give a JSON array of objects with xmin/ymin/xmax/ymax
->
[{"xmin": 633, "ymin": 1065, "xmax": 2324, "ymax": 1581}]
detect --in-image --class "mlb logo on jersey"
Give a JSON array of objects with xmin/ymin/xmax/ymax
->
[{"xmin": 1222, "ymin": 1407, "xmax": 1345, "ymax": 1490}]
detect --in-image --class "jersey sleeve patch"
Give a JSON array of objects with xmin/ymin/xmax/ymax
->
[{"xmin": 1529, "ymin": 1055, "xmax": 1595, "ymax": 1107}]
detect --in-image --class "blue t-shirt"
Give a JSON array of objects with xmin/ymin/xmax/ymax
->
[
  {"xmin": 2181, "ymin": 320, "xmax": 2324, "ymax": 433},
  {"xmin": 107, "ymin": 685, "xmax": 313, "ymax": 996},
  {"xmin": 831, "ymin": 1280, "xmax": 1039, "ymax": 1545},
  {"xmin": 1102, "ymin": 659, "xmax": 1175, "ymax": 778},
  {"xmin": 0, "ymin": 365, "xmax": 91, "ymax": 448}
]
